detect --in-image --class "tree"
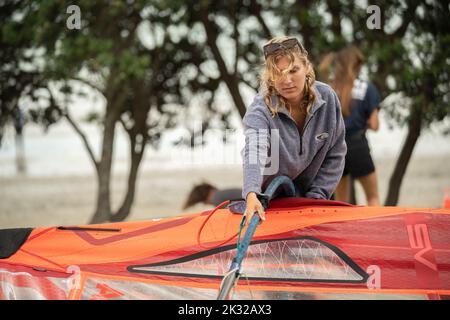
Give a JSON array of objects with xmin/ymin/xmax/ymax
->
[
  {"xmin": 0, "ymin": 1, "xmax": 55, "ymax": 173},
  {"xmin": 1, "ymin": 0, "xmax": 221, "ymax": 223},
  {"xmin": 374, "ymin": 1, "xmax": 450, "ymax": 205},
  {"xmin": 43, "ymin": 1, "xmax": 228, "ymax": 223}
]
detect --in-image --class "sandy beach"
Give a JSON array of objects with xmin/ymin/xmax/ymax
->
[{"xmin": 1, "ymin": 154, "xmax": 449, "ymax": 229}]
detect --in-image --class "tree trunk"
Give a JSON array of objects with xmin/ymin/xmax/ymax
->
[
  {"xmin": 249, "ymin": 0, "xmax": 272, "ymax": 39},
  {"xmin": 89, "ymin": 111, "xmax": 118, "ymax": 224},
  {"xmin": 109, "ymin": 84, "xmax": 150, "ymax": 222},
  {"xmin": 15, "ymin": 132, "xmax": 26, "ymax": 174},
  {"xmin": 110, "ymin": 144, "xmax": 145, "ymax": 222},
  {"xmin": 384, "ymin": 109, "xmax": 422, "ymax": 206},
  {"xmin": 226, "ymin": 75, "xmax": 247, "ymax": 119},
  {"xmin": 199, "ymin": 8, "xmax": 247, "ymax": 118}
]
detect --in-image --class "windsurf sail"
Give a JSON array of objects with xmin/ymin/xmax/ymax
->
[{"xmin": 1, "ymin": 197, "xmax": 450, "ymax": 300}]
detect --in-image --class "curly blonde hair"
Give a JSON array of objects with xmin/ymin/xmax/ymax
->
[{"xmin": 260, "ymin": 36, "xmax": 316, "ymax": 117}]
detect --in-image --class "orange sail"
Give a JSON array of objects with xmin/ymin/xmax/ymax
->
[{"xmin": 1, "ymin": 198, "xmax": 449, "ymax": 300}]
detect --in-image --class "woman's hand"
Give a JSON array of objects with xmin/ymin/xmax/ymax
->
[{"xmin": 244, "ymin": 192, "xmax": 266, "ymax": 223}]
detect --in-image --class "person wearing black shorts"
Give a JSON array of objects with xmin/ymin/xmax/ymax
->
[{"xmin": 319, "ymin": 47, "xmax": 381, "ymax": 206}]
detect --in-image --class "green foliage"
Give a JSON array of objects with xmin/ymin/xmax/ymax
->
[{"xmin": 2, "ymin": 0, "xmax": 449, "ymax": 139}]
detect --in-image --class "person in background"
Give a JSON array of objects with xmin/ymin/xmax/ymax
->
[
  {"xmin": 319, "ymin": 46, "xmax": 381, "ymax": 206},
  {"xmin": 182, "ymin": 182, "xmax": 242, "ymax": 210}
]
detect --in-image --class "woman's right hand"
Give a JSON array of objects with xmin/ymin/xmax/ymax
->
[{"xmin": 244, "ymin": 192, "xmax": 266, "ymax": 223}]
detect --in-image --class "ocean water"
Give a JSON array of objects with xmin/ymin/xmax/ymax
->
[{"xmin": 0, "ymin": 111, "xmax": 449, "ymax": 178}]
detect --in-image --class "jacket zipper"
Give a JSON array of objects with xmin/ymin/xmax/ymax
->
[
  {"xmin": 299, "ymin": 114, "xmax": 315, "ymax": 155},
  {"xmin": 285, "ymin": 100, "xmax": 323, "ymax": 155}
]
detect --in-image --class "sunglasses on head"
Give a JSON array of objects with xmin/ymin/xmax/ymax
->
[{"xmin": 263, "ymin": 38, "xmax": 307, "ymax": 59}]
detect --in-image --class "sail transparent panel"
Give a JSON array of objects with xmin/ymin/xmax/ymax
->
[{"xmin": 131, "ymin": 238, "xmax": 365, "ymax": 282}]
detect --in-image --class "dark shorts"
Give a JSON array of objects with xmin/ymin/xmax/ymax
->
[{"xmin": 343, "ymin": 131, "xmax": 375, "ymax": 178}]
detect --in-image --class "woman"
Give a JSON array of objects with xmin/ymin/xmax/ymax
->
[
  {"xmin": 319, "ymin": 46, "xmax": 381, "ymax": 206},
  {"xmin": 242, "ymin": 36, "xmax": 347, "ymax": 222}
]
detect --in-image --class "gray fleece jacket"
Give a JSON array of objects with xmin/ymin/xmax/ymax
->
[{"xmin": 241, "ymin": 81, "xmax": 347, "ymax": 200}]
